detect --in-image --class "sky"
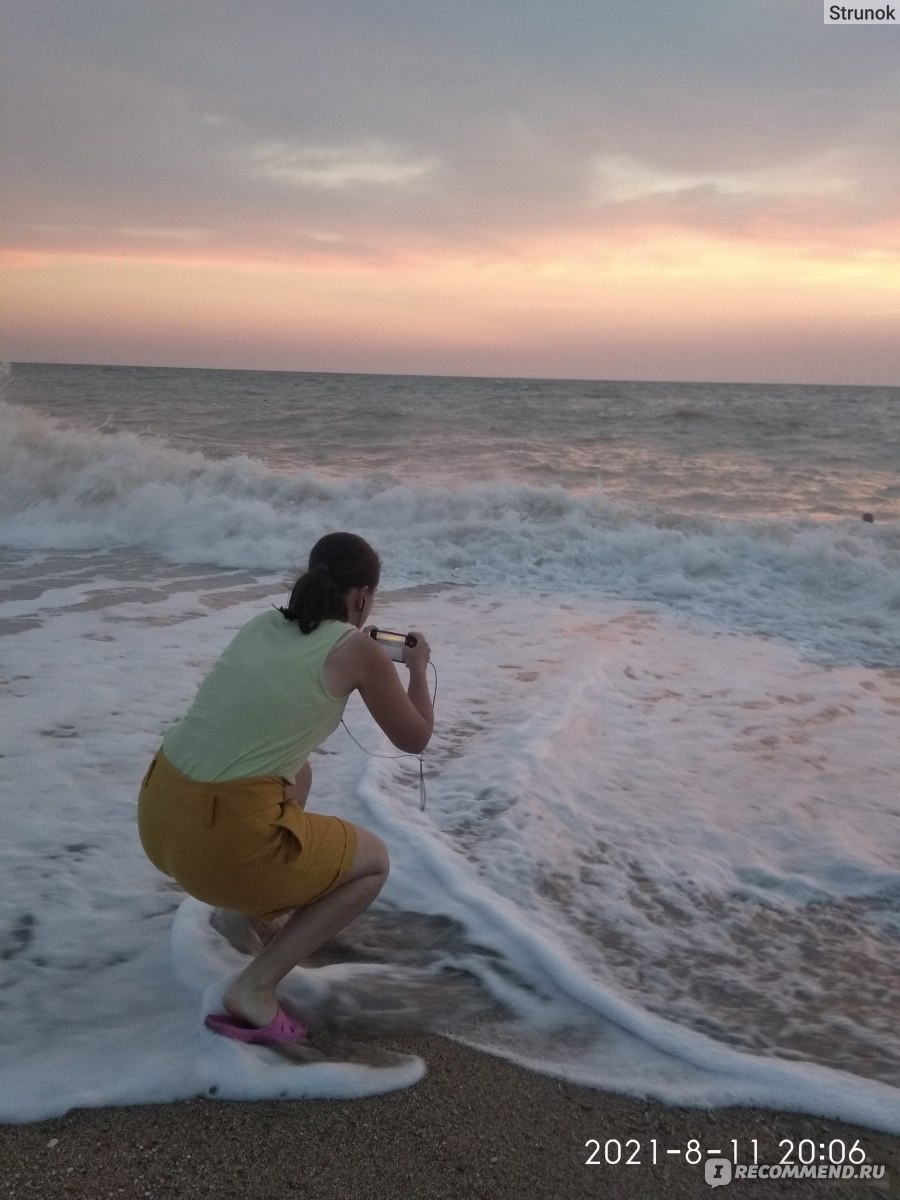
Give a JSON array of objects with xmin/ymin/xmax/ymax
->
[{"xmin": 1, "ymin": 0, "xmax": 898, "ymax": 384}]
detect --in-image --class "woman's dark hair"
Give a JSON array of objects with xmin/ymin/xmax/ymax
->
[{"xmin": 280, "ymin": 532, "xmax": 381, "ymax": 634}]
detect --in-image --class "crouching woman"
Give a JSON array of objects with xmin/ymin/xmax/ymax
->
[{"xmin": 138, "ymin": 531, "xmax": 432, "ymax": 1045}]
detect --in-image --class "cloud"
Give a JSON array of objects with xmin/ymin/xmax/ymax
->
[
  {"xmin": 2, "ymin": 1, "xmax": 898, "ymax": 380},
  {"xmin": 589, "ymin": 152, "xmax": 854, "ymax": 205},
  {"xmin": 119, "ymin": 226, "xmax": 218, "ymax": 243},
  {"xmin": 581, "ymin": 147, "xmax": 900, "ymax": 250},
  {"xmin": 237, "ymin": 140, "xmax": 440, "ymax": 190}
]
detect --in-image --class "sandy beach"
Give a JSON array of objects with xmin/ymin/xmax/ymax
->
[{"xmin": 2, "ymin": 1035, "xmax": 897, "ymax": 1200}]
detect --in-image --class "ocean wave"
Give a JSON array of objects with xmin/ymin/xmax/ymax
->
[{"xmin": 1, "ymin": 400, "xmax": 898, "ymax": 665}]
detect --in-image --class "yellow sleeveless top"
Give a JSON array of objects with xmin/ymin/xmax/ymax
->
[{"xmin": 162, "ymin": 611, "xmax": 355, "ymax": 782}]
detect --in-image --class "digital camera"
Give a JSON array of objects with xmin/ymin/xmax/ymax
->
[{"xmin": 368, "ymin": 627, "xmax": 418, "ymax": 663}]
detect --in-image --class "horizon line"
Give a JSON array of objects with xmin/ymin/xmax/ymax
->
[{"xmin": 7, "ymin": 359, "xmax": 897, "ymax": 392}]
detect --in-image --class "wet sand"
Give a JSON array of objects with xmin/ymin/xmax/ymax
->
[{"xmin": 2, "ymin": 1035, "xmax": 897, "ymax": 1200}]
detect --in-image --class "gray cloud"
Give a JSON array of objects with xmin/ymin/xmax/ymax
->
[
  {"xmin": 236, "ymin": 139, "xmax": 441, "ymax": 189},
  {"xmin": 1, "ymin": 0, "xmax": 898, "ymax": 260}
]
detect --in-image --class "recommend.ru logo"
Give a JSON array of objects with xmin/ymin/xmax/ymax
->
[{"xmin": 705, "ymin": 1158, "xmax": 733, "ymax": 1187}]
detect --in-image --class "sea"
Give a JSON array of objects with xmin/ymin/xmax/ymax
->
[{"xmin": 1, "ymin": 362, "xmax": 898, "ymax": 1130}]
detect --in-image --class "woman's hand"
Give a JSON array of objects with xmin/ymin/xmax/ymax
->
[{"xmin": 403, "ymin": 631, "xmax": 431, "ymax": 673}]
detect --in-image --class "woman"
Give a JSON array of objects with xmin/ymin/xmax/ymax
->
[{"xmin": 138, "ymin": 532, "xmax": 433, "ymax": 1045}]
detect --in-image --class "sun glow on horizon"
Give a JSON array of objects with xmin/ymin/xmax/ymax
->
[{"xmin": 3, "ymin": 221, "xmax": 898, "ymax": 384}]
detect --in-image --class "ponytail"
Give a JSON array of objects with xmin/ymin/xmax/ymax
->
[{"xmin": 280, "ymin": 532, "xmax": 381, "ymax": 635}]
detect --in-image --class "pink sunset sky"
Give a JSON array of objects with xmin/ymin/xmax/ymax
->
[{"xmin": 1, "ymin": 1, "xmax": 898, "ymax": 385}]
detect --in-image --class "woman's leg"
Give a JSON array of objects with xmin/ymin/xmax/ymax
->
[
  {"xmin": 221, "ymin": 825, "xmax": 389, "ymax": 1027},
  {"xmin": 230, "ymin": 764, "xmax": 313, "ymax": 948}
]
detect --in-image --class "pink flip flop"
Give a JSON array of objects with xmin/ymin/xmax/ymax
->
[{"xmin": 204, "ymin": 1007, "xmax": 309, "ymax": 1045}]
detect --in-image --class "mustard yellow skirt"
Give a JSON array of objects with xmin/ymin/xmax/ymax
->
[{"xmin": 137, "ymin": 751, "xmax": 358, "ymax": 919}]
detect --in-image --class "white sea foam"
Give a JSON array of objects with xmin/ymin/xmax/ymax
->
[
  {"xmin": 2, "ymin": 371, "xmax": 898, "ymax": 1126},
  {"xmin": 0, "ymin": 569, "xmax": 897, "ymax": 1128},
  {"xmin": 1, "ymin": 400, "xmax": 898, "ymax": 666}
]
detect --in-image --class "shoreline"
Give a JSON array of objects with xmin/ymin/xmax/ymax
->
[{"xmin": 3, "ymin": 1035, "xmax": 897, "ymax": 1200}]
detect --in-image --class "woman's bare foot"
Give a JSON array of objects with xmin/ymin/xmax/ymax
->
[{"xmin": 221, "ymin": 974, "xmax": 280, "ymax": 1028}]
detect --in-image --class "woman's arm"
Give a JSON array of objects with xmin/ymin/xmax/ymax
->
[
  {"xmin": 285, "ymin": 760, "xmax": 312, "ymax": 809},
  {"xmin": 327, "ymin": 630, "xmax": 433, "ymax": 753}
]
